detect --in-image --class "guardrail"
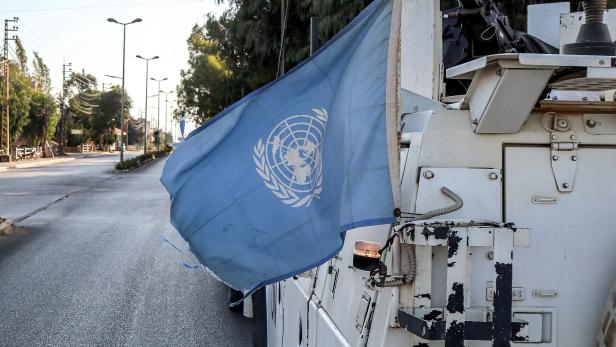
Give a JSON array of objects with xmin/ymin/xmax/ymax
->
[
  {"xmin": 65, "ymin": 144, "xmax": 95, "ymax": 153},
  {"xmin": 15, "ymin": 147, "xmax": 40, "ymax": 160}
]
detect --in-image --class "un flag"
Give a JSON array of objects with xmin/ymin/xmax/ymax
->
[{"xmin": 161, "ymin": 0, "xmax": 398, "ymax": 294}]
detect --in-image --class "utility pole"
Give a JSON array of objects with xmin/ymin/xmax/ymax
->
[
  {"xmin": 1, "ymin": 17, "xmax": 18, "ymax": 161},
  {"xmin": 167, "ymin": 105, "xmax": 173, "ymax": 144},
  {"xmin": 277, "ymin": 0, "xmax": 287, "ymax": 78},
  {"xmin": 136, "ymin": 54, "xmax": 158, "ymax": 155},
  {"xmin": 59, "ymin": 61, "xmax": 72, "ymax": 155},
  {"xmin": 310, "ymin": 17, "xmax": 320, "ymax": 55},
  {"xmin": 157, "ymin": 89, "xmax": 161, "ymax": 150},
  {"xmin": 150, "ymin": 77, "xmax": 166, "ymax": 151},
  {"xmin": 162, "ymin": 90, "xmax": 174, "ymax": 146}
]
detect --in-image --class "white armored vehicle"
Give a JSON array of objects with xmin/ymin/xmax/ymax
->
[{"xmin": 260, "ymin": 1, "xmax": 616, "ymax": 346}]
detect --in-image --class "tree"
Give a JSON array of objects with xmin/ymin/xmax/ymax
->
[
  {"xmin": 20, "ymin": 52, "xmax": 58, "ymax": 154},
  {"xmin": 22, "ymin": 91, "xmax": 59, "ymax": 148},
  {"xmin": 0, "ymin": 61, "xmax": 33, "ymax": 144},
  {"xmin": 176, "ymin": 25, "xmax": 233, "ymax": 125},
  {"xmin": 32, "ymin": 52, "xmax": 51, "ymax": 93},
  {"xmin": 90, "ymin": 86, "xmax": 133, "ymax": 147},
  {"xmin": 14, "ymin": 37, "xmax": 28, "ymax": 73},
  {"xmin": 177, "ymin": 0, "xmax": 370, "ymax": 125},
  {"xmin": 61, "ymin": 72, "xmax": 98, "ymax": 146}
]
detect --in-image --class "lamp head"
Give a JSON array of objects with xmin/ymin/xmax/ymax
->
[{"xmin": 107, "ymin": 18, "xmax": 118, "ymax": 23}]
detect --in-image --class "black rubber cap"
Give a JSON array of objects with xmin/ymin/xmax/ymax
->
[{"xmin": 563, "ymin": 23, "xmax": 616, "ymax": 56}]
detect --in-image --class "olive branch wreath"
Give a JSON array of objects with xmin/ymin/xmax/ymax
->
[{"xmin": 253, "ymin": 108, "xmax": 328, "ymax": 208}]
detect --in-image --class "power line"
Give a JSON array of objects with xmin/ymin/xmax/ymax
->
[
  {"xmin": 12, "ymin": 22, "xmax": 67, "ymax": 95},
  {"xmin": 18, "ymin": 21, "xmax": 64, "ymax": 64},
  {"xmin": 0, "ymin": 0, "xmax": 200, "ymax": 13},
  {"xmin": 276, "ymin": 0, "xmax": 290, "ymax": 79}
]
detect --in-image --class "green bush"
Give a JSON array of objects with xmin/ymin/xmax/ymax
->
[{"xmin": 115, "ymin": 149, "xmax": 172, "ymax": 171}]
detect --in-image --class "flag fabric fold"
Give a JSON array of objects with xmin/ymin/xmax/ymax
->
[{"xmin": 161, "ymin": 0, "xmax": 398, "ymax": 295}]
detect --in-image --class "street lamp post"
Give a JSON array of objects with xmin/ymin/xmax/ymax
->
[
  {"xmin": 146, "ymin": 93, "xmax": 159, "ymax": 151},
  {"xmin": 136, "ymin": 55, "xmax": 159, "ymax": 155},
  {"xmin": 167, "ymin": 102, "xmax": 176, "ymax": 144},
  {"xmin": 107, "ymin": 17, "xmax": 142, "ymax": 164},
  {"xmin": 162, "ymin": 90, "xmax": 174, "ymax": 145},
  {"xmin": 151, "ymin": 77, "xmax": 167, "ymax": 151}
]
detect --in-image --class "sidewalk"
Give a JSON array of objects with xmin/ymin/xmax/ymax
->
[{"xmin": 0, "ymin": 156, "xmax": 76, "ymax": 171}]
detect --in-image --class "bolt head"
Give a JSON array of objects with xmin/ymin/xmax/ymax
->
[
  {"xmin": 552, "ymin": 155, "xmax": 559, "ymax": 161},
  {"xmin": 488, "ymin": 172, "xmax": 498, "ymax": 180},
  {"xmin": 557, "ymin": 119, "xmax": 568, "ymax": 128},
  {"xmin": 562, "ymin": 183, "xmax": 569, "ymax": 189},
  {"xmin": 571, "ymin": 156, "xmax": 577, "ymax": 161},
  {"xmin": 423, "ymin": 171, "xmax": 434, "ymax": 180}
]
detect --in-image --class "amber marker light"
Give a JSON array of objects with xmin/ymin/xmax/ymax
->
[{"xmin": 352, "ymin": 241, "xmax": 382, "ymax": 271}]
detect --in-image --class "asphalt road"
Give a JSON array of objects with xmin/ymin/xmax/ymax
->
[{"xmin": 0, "ymin": 153, "xmax": 252, "ymax": 346}]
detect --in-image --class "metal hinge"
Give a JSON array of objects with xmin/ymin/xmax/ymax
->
[{"xmin": 549, "ymin": 116, "xmax": 579, "ymax": 192}]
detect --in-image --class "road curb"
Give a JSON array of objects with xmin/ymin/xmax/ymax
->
[
  {"xmin": 0, "ymin": 219, "xmax": 15, "ymax": 236},
  {"xmin": 4, "ymin": 157, "xmax": 76, "ymax": 170}
]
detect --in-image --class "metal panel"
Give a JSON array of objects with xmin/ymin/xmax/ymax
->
[
  {"xmin": 513, "ymin": 313, "xmax": 543, "ymax": 343},
  {"xmin": 518, "ymin": 53, "xmax": 615, "ymax": 68},
  {"xmin": 355, "ymin": 293, "xmax": 371, "ymax": 331},
  {"xmin": 416, "ymin": 167, "xmax": 503, "ymax": 313},
  {"xmin": 400, "ymin": 88, "xmax": 444, "ymax": 115},
  {"xmin": 312, "ymin": 225, "xmax": 386, "ymax": 345},
  {"xmin": 493, "ymin": 229, "xmax": 514, "ymax": 346},
  {"xmin": 397, "ymin": 223, "xmax": 531, "ymax": 344},
  {"xmin": 472, "ymin": 68, "xmax": 554, "ymax": 134},
  {"xmin": 527, "ymin": 2, "xmax": 570, "ymax": 48},
  {"xmin": 401, "ymin": 226, "xmax": 530, "ymax": 248},
  {"xmin": 445, "ymin": 228, "xmax": 468, "ymax": 347},
  {"xmin": 447, "ymin": 53, "xmax": 615, "ymax": 80},
  {"xmin": 280, "ymin": 280, "xmax": 309, "ymax": 347},
  {"xmin": 400, "ymin": 0, "xmax": 441, "ymax": 99},
  {"xmin": 312, "ymin": 301, "xmax": 351, "ymax": 347},
  {"xmin": 596, "ymin": 280, "xmax": 616, "ymax": 347},
  {"xmin": 447, "ymin": 54, "xmax": 519, "ymax": 79},
  {"xmin": 416, "ymin": 167, "xmax": 502, "ymax": 221},
  {"xmin": 505, "ymin": 146, "xmax": 616, "ymax": 346},
  {"xmin": 583, "ymin": 114, "xmax": 616, "ymax": 135}
]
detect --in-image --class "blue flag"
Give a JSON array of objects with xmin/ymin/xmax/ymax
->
[
  {"xmin": 161, "ymin": 0, "xmax": 396, "ymax": 294},
  {"xmin": 179, "ymin": 117, "xmax": 186, "ymax": 140}
]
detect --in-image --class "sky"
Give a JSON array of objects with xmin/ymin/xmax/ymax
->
[{"xmin": 1, "ymin": 0, "xmax": 228, "ymax": 135}]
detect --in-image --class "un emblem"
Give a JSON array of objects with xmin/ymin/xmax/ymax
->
[{"xmin": 254, "ymin": 108, "xmax": 328, "ymax": 207}]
